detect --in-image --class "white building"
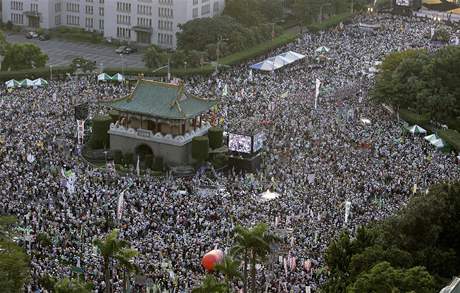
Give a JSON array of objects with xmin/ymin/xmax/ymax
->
[{"xmin": 1, "ymin": 0, "xmax": 225, "ymax": 48}]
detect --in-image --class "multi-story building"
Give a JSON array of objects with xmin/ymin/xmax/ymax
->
[{"xmin": 1, "ymin": 0, "xmax": 225, "ymax": 48}]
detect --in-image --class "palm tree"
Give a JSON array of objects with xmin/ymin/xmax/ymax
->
[
  {"xmin": 93, "ymin": 229, "xmax": 138, "ymax": 293},
  {"xmin": 231, "ymin": 223, "xmax": 280, "ymax": 293},
  {"xmin": 54, "ymin": 277, "xmax": 92, "ymax": 293},
  {"xmin": 191, "ymin": 275, "xmax": 227, "ymax": 293},
  {"xmin": 247, "ymin": 223, "xmax": 280, "ymax": 293},
  {"xmin": 231, "ymin": 225, "xmax": 253, "ymax": 293},
  {"xmin": 215, "ymin": 256, "xmax": 241, "ymax": 292}
]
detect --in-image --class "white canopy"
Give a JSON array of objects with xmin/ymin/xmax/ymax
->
[
  {"xmin": 98, "ymin": 73, "xmax": 112, "ymax": 81},
  {"xmin": 315, "ymin": 46, "xmax": 330, "ymax": 53},
  {"xmin": 250, "ymin": 51, "xmax": 305, "ymax": 72},
  {"xmin": 32, "ymin": 78, "xmax": 48, "ymax": 87},
  {"xmin": 260, "ymin": 190, "xmax": 280, "ymax": 201},
  {"xmin": 111, "ymin": 73, "xmax": 125, "ymax": 82},
  {"xmin": 5, "ymin": 79, "xmax": 20, "ymax": 88},
  {"xmin": 20, "ymin": 79, "xmax": 35, "ymax": 87},
  {"xmin": 424, "ymin": 134, "xmax": 439, "ymax": 143},
  {"xmin": 407, "ymin": 125, "xmax": 427, "ymax": 134},
  {"xmin": 431, "ymin": 138, "xmax": 445, "ymax": 148}
]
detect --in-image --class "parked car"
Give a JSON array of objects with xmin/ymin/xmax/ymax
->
[
  {"xmin": 39, "ymin": 34, "xmax": 50, "ymax": 41},
  {"xmin": 123, "ymin": 47, "xmax": 137, "ymax": 54},
  {"xmin": 25, "ymin": 31, "xmax": 39, "ymax": 39},
  {"xmin": 115, "ymin": 46, "xmax": 127, "ymax": 54}
]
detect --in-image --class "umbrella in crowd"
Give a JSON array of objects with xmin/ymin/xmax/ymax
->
[{"xmin": 315, "ymin": 46, "xmax": 330, "ymax": 54}]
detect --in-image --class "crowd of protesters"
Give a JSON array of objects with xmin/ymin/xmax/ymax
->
[{"xmin": 0, "ymin": 13, "xmax": 459, "ymax": 293}]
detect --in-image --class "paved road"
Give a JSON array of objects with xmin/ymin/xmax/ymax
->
[{"xmin": 6, "ymin": 33, "xmax": 145, "ymax": 68}]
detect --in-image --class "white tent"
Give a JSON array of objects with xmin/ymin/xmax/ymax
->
[
  {"xmin": 278, "ymin": 51, "xmax": 306, "ymax": 62},
  {"xmin": 97, "ymin": 73, "xmax": 112, "ymax": 82},
  {"xmin": 424, "ymin": 134, "xmax": 439, "ymax": 143},
  {"xmin": 32, "ymin": 78, "xmax": 48, "ymax": 87},
  {"xmin": 260, "ymin": 190, "xmax": 280, "ymax": 201},
  {"xmin": 5, "ymin": 79, "xmax": 20, "ymax": 88},
  {"xmin": 20, "ymin": 79, "xmax": 35, "ymax": 87},
  {"xmin": 250, "ymin": 51, "xmax": 305, "ymax": 71},
  {"xmin": 407, "ymin": 125, "xmax": 427, "ymax": 134},
  {"xmin": 315, "ymin": 46, "xmax": 330, "ymax": 53},
  {"xmin": 431, "ymin": 138, "xmax": 445, "ymax": 148},
  {"xmin": 111, "ymin": 73, "xmax": 125, "ymax": 82}
]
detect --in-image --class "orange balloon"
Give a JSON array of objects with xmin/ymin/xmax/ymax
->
[{"xmin": 201, "ymin": 249, "xmax": 224, "ymax": 272}]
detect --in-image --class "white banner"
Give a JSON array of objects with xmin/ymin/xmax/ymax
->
[
  {"xmin": 117, "ymin": 192, "xmax": 124, "ymax": 220},
  {"xmin": 345, "ymin": 200, "xmax": 351, "ymax": 223},
  {"xmin": 77, "ymin": 120, "xmax": 85, "ymax": 145},
  {"xmin": 315, "ymin": 79, "xmax": 321, "ymax": 109}
]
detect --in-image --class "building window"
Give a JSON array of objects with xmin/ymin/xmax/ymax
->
[
  {"xmin": 11, "ymin": 1, "xmax": 24, "ymax": 11},
  {"xmin": 55, "ymin": 3, "xmax": 61, "ymax": 13},
  {"xmin": 99, "ymin": 7, "xmax": 104, "ymax": 16},
  {"xmin": 213, "ymin": 2, "xmax": 219, "ymax": 13},
  {"xmin": 86, "ymin": 5, "xmax": 93, "ymax": 15},
  {"xmin": 192, "ymin": 7, "xmax": 198, "ymax": 18},
  {"xmin": 85, "ymin": 17, "xmax": 94, "ymax": 28},
  {"xmin": 55, "ymin": 15, "xmax": 61, "ymax": 25},
  {"xmin": 193, "ymin": 0, "xmax": 198, "ymax": 5},
  {"xmin": 99, "ymin": 19, "xmax": 104, "ymax": 29},
  {"xmin": 201, "ymin": 4, "xmax": 210, "ymax": 15},
  {"xmin": 30, "ymin": 3, "xmax": 38, "ymax": 12}
]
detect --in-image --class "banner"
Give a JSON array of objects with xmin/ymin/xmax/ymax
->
[
  {"xmin": 117, "ymin": 192, "xmax": 124, "ymax": 220},
  {"xmin": 77, "ymin": 120, "xmax": 85, "ymax": 145},
  {"xmin": 315, "ymin": 79, "xmax": 321, "ymax": 109},
  {"xmin": 345, "ymin": 200, "xmax": 351, "ymax": 223}
]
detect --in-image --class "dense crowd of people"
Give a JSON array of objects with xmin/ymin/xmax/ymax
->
[{"xmin": 0, "ymin": 13, "xmax": 459, "ymax": 293}]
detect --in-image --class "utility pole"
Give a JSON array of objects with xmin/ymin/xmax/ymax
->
[
  {"xmin": 351, "ymin": 0, "xmax": 354, "ymax": 13},
  {"xmin": 167, "ymin": 57, "xmax": 170, "ymax": 82}
]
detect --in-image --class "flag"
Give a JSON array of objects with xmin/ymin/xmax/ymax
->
[
  {"xmin": 222, "ymin": 84, "xmax": 228, "ymax": 97},
  {"xmin": 117, "ymin": 192, "xmax": 124, "ymax": 220},
  {"xmin": 290, "ymin": 256, "xmax": 296, "ymax": 271},
  {"xmin": 53, "ymin": 92, "xmax": 57, "ymax": 102},
  {"xmin": 315, "ymin": 79, "xmax": 321, "ymax": 109},
  {"xmin": 136, "ymin": 156, "xmax": 140, "ymax": 177},
  {"xmin": 248, "ymin": 69, "xmax": 253, "ymax": 82},
  {"xmin": 430, "ymin": 28, "xmax": 435, "ymax": 39},
  {"xmin": 344, "ymin": 200, "xmax": 351, "ymax": 223}
]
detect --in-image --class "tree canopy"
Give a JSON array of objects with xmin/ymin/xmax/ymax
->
[
  {"xmin": 372, "ymin": 46, "xmax": 460, "ymax": 129},
  {"xmin": 223, "ymin": 0, "xmax": 283, "ymax": 27},
  {"xmin": 323, "ymin": 182, "xmax": 460, "ymax": 292},
  {"xmin": 1, "ymin": 43, "xmax": 48, "ymax": 71}
]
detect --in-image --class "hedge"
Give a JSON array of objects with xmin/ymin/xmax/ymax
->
[
  {"xmin": 438, "ymin": 129, "xmax": 460, "ymax": 152},
  {"xmin": 208, "ymin": 127, "xmax": 223, "ymax": 149},
  {"xmin": 399, "ymin": 109, "xmax": 430, "ymax": 126},
  {"xmin": 108, "ymin": 110, "xmax": 120, "ymax": 124},
  {"xmin": 307, "ymin": 12, "xmax": 354, "ymax": 33},
  {"xmin": 0, "ymin": 66, "xmax": 71, "ymax": 81},
  {"xmin": 192, "ymin": 136, "xmax": 209, "ymax": 162},
  {"xmin": 91, "ymin": 115, "xmax": 112, "ymax": 149}
]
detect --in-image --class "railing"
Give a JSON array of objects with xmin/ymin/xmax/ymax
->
[{"xmin": 108, "ymin": 123, "xmax": 211, "ymax": 146}]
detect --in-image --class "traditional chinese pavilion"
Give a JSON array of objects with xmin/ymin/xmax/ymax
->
[{"xmin": 109, "ymin": 80, "xmax": 217, "ymax": 166}]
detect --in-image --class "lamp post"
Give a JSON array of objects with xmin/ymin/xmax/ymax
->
[
  {"xmin": 184, "ymin": 61, "xmax": 187, "ymax": 73},
  {"xmin": 49, "ymin": 64, "xmax": 53, "ymax": 80}
]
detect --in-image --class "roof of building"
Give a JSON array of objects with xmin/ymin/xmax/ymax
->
[
  {"xmin": 440, "ymin": 277, "xmax": 460, "ymax": 293},
  {"xmin": 111, "ymin": 80, "xmax": 217, "ymax": 120}
]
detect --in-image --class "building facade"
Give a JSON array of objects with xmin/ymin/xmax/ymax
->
[{"xmin": 1, "ymin": 0, "xmax": 225, "ymax": 48}]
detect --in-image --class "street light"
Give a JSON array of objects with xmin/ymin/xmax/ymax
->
[
  {"xmin": 49, "ymin": 65, "xmax": 53, "ymax": 80},
  {"xmin": 184, "ymin": 61, "xmax": 187, "ymax": 73}
]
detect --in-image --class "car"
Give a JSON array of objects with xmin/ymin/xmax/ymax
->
[
  {"xmin": 123, "ymin": 47, "xmax": 137, "ymax": 54},
  {"xmin": 115, "ymin": 46, "xmax": 127, "ymax": 54},
  {"xmin": 25, "ymin": 31, "xmax": 39, "ymax": 39},
  {"xmin": 38, "ymin": 34, "xmax": 50, "ymax": 41}
]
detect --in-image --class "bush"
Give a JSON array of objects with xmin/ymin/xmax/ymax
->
[
  {"xmin": 0, "ymin": 66, "xmax": 71, "ymax": 82},
  {"xmin": 91, "ymin": 115, "xmax": 112, "ymax": 149},
  {"xmin": 307, "ymin": 12, "xmax": 354, "ymax": 33},
  {"xmin": 438, "ymin": 129, "xmax": 460, "ymax": 152},
  {"xmin": 211, "ymin": 153, "xmax": 228, "ymax": 169},
  {"xmin": 208, "ymin": 127, "xmax": 224, "ymax": 149},
  {"xmin": 192, "ymin": 136, "xmax": 209, "ymax": 162},
  {"xmin": 399, "ymin": 109, "xmax": 430, "ymax": 126},
  {"xmin": 113, "ymin": 150, "xmax": 123, "ymax": 164},
  {"xmin": 153, "ymin": 156, "xmax": 164, "ymax": 172}
]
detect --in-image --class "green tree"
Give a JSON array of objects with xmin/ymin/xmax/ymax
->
[
  {"xmin": 1, "ymin": 43, "xmax": 48, "ymax": 71},
  {"xmin": 93, "ymin": 229, "xmax": 138, "ymax": 293},
  {"xmin": 70, "ymin": 57, "xmax": 96, "ymax": 73},
  {"xmin": 54, "ymin": 278, "xmax": 92, "ymax": 293},
  {"xmin": 231, "ymin": 223, "xmax": 280, "ymax": 293},
  {"xmin": 0, "ymin": 240, "xmax": 30, "ymax": 293},
  {"xmin": 0, "ymin": 30, "xmax": 8, "ymax": 55},
  {"xmin": 143, "ymin": 45, "xmax": 168, "ymax": 69},
  {"xmin": 347, "ymin": 261, "xmax": 435, "ymax": 293},
  {"xmin": 191, "ymin": 275, "xmax": 227, "ymax": 293},
  {"xmin": 215, "ymin": 256, "xmax": 241, "ymax": 292}
]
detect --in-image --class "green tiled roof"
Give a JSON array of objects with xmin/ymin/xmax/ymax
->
[{"xmin": 111, "ymin": 80, "xmax": 217, "ymax": 120}]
